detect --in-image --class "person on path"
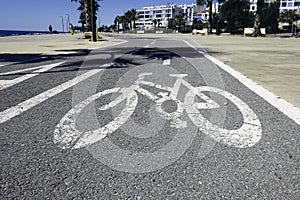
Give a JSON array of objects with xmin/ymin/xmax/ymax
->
[
  {"xmin": 69, "ymin": 24, "xmax": 74, "ymax": 35},
  {"xmin": 49, "ymin": 25, "xmax": 53, "ymax": 33}
]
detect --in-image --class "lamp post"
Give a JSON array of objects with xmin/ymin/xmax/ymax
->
[
  {"xmin": 65, "ymin": 19, "xmax": 69, "ymax": 33},
  {"xmin": 60, "ymin": 16, "xmax": 65, "ymax": 33},
  {"xmin": 66, "ymin": 14, "xmax": 70, "ymax": 32}
]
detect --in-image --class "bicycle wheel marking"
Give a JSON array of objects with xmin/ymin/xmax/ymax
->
[
  {"xmin": 54, "ymin": 88, "xmax": 139, "ymax": 149},
  {"xmin": 185, "ymin": 86, "xmax": 262, "ymax": 148}
]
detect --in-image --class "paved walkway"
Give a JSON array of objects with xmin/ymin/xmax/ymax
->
[
  {"xmin": 181, "ymin": 34, "xmax": 300, "ymax": 108},
  {"xmin": 0, "ymin": 33, "xmax": 121, "ymax": 66}
]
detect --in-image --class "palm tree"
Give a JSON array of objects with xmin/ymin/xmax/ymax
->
[
  {"xmin": 114, "ymin": 16, "xmax": 120, "ymax": 33},
  {"xmin": 253, "ymin": 0, "xmax": 264, "ymax": 36},
  {"xmin": 71, "ymin": 0, "xmax": 100, "ymax": 32},
  {"xmin": 152, "ymin": 19, "xmax": 158, "ymax": 30},
  {"xmin": 196, "ymin": 0, "xmax": 225, "ymax": 34},
  {"xmin": 120, "ymin": 15, "xmax": 127, "ymax": 31},
  {"xmin": 130, "ymin": 9, "xmax": 139, "ymax": 30},
  {"xmin": 124, "ymin": 10, "xmax": 132, "ymax": 30}
]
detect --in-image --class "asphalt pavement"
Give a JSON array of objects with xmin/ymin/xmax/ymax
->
[{"xmin": 0, "ymin": 34, "xmax": 299, "ymax": 199}]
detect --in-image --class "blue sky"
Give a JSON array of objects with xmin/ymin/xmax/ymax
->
[{"xmin": 0, "ymin": 0, "xmax": 197, "ymax": 31}]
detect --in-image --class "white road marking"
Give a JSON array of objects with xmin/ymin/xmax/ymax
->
[
  {"xmin": 0, "ymin": 65, "xmax": 107, "ymax": 124},
  {"xmin": 150, "ymin": 40, "xmax": 156, "ymax": 45},
  {"xmin": 184, "ymin": 40, "xmax": 300, "ymax": 125},
  {"xmin": 0, "ymin": 62, "xmax": 64, "ymax": 90},
  {"xmin": 0, "ymin": 57, "xmax": 49, "ymax": 68},
  {"xmin": 185, "ymin": 86, "xmax": 262, "ymax": 148},
  {"xmin": 163, "ymin": 57, "xmax": 171, "ymax": 65},
  {"xmin": 54, "ymin": 88, "xmax": 138, "ymax": 149},
  {"xmin": 55, "ymin": 73, "xmax": 262, "ymax": 149}
]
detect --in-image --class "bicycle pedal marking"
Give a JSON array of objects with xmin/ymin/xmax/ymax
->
[{"xmin": 54, "ymin": 73, "xmax": 262, "ymax": 150}]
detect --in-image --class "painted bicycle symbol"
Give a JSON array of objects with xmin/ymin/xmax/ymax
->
[{"xmin": 54, "ymin": 73, "xmax": 262, "ymax": 150}]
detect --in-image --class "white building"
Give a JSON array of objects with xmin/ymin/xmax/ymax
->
[
  {"xmin": 280, "ymin": 0, "xmax": 300, "ymax": 11},
  {"xmin": 136, "ymin": 3, "xmax": 204, "ymax": 30},
  {"xmin": 136, "ymin": 4, "xmax": 179, "ymax": 29},
  {"xmin": 249, "ymin": 0, "xmax": 300, "ymax": 12}
]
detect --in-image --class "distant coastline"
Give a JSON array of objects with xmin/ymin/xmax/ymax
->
[{"xmin": 0, "ymin": 30, "xmax": 54, "ymax": 37}]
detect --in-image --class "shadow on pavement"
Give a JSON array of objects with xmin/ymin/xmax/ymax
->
[{"xmin": 0, "ymin": 46, "xmax": 210, "ymax": 76}]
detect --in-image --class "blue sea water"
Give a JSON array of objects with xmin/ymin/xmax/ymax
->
[{"xmin": 0, "ymin": 30, "xmax": 51, "ymax": 37}]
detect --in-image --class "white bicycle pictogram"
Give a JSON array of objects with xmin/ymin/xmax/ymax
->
[{"xmin": 54, "ymin": 73, "xmax": 262, "ymax": 150}]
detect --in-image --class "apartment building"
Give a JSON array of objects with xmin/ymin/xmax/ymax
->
[
  {"xmin": 280, "ymin": 0, "xmax": 300, "ymax": 11},
  {"xmin": 136, "ymin": 4, "xmax": 179, "ymax": 29},
  {"xmin": 249, "ymin": 0, "xmax": 300, "ymax": 12},
  {"xmin": 136, "ymin": 4, "xmax": 202, "ymax": 30}
]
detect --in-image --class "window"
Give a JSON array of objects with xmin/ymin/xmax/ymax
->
[
  {"xmin": 154, "ymin": 10, "xmax": 162, "ymax": 14},
  {"xmin": 156, "ymin": 14, "xmax": 162, "ymax": 18},
  {"xmin": 287, "ymin": 2, "xmax": 293, "ymax": 7},
  {"xmin": 166, "ymin": 14, "xmax": 171, "ymax": 18},
  {"xmin": 145, "ymin": 15, "xmax": 150, "ymax": 18},
  {"xmin": 145, "ymin": 11, "xmax": 150, "ymax": 14},
  {"xmin": 166, "ymin": 9, "xmax": 172, "ymax": 13},
  {"xmin": 282, "ymin": 2, "xmax": 287, "ymax": 7}
]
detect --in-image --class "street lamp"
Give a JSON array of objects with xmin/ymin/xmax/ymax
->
[
  {"xmin": 65, "ymin": 19, "xmax": 69, "ymax": 33},
  {"xmin": 66, "ymin": 14, "xmax": 70, "ymax": 32},
  {"xmin": 60, "ymin": 16, "xmax": 65, "ymax": 33}
]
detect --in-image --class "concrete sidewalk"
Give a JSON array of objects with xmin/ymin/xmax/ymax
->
[
  {"xmin": 0, "ymin": 33, "xmax": 122, "ymax": 66},
  {"xmin": 181, "ymin": 34, "xmax": 300, "ymax": 108}
]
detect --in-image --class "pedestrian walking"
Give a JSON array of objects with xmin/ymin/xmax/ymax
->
[{"xmin": 48, "ymin": 25, "xmax": 53, "ymax": 33}]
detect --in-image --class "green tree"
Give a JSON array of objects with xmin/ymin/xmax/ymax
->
[
  {"xmin": 279, "ymin": 10, "xmax": 300, "ymax": 33},
  {"xmin": 71, "ymin": 0, "xmax": 100, "ymax": 32},
  {"xmin": 130, "ymin": 9, "xmax": 139, "ymax": 30},
  {"xmin": 152, "ymin": 19, "xmax": 158, "ymax": 30},
  {"xmin": 114, "ymin": 16, "xmax": 120, "ymax": 33},
  {"xmin": 220, "ymin": 0, "xmax": 253, "ymax": 34},
  {"xmin": 253, "ymin": 0, "xmax": 264, "ymax": 36},
  {"xmin": 261, "ymin": 1, "xmax": 280, "ymax": 34},
  {"xmin": 196, "ymin": 0, "xmax": 226, "ymax": 34}
]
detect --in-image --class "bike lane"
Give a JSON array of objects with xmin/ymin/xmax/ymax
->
[{"xmin": 0, "ymin": 36, "xmax": 299, "ymax": 199}]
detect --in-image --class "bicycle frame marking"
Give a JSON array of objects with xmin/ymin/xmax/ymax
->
[{"xmin": 54, "ymin": 73, "xmax": 262, "ymax": 149}]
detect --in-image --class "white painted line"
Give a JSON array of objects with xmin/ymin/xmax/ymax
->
[
  {"xmin": 91, "ymin": 40, "xmax": 128, "ymax": 50},
  {"xmin": 183, "ymin": 40, "xmax": 300, "ymax": 125},
  {"xmin": 0, "ymin": 57, "xmax": 49, "ymax": 68},
  {"xmin": 163, "ymin": 57, "xmax": 171, "ymax": 65},
  {"xmin": 0, "ymin": 62, "xmax": 64, "ymax": 90},
  {"xmin": 150, "ymin": 40, "xmax": 156, "ymax": 45},
  {"xmin": 0, "ymin": 66, "xmax": 107, "ymax": 124}
]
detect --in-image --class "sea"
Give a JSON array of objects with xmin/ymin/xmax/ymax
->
[{"xmin": 0, "ymin": 30, "xmax": 52, "ymax": 37}]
